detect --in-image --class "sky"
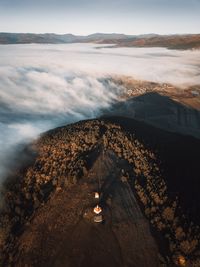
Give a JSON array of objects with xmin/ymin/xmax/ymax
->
[{"xmin": 0, "ymin": 0, "xmax": 200, "ymax": 35}]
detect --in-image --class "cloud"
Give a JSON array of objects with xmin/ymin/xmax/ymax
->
[
  {"xmin": 0, "ymin": 43, "xmax": 200, "ymax": 181},
  {"xmin": 8, "ymin": 123, "xmax": 40, "ymax": 140}
]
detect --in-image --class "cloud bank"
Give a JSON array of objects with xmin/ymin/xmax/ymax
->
[{"xmin": 0, "ymin": 43, "xmax": 200, "ymax": 181}]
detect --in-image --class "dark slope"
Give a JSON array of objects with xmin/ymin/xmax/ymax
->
[
  {"xmin": 103, "ymin": 92, "xmax": 200, "ymax": 139},
  {"xmin": 102, "ymin": 117, "xmax": 200, "ymax": 223},
  {"xmin": 0, "ymin": 118, "xmax": 200, "ymax": 266}
]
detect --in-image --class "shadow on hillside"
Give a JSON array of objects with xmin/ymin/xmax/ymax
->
[
  {"xmin": 101, "ymin": 92, "xmax": 200, "ymax": 139},
  {"xmin": 101, "ymin": 114, "xmax": 200, "ymax": 224},
  {"xmin": 100, "ymin": 93, "xmax": 200, "ymax": 223}
]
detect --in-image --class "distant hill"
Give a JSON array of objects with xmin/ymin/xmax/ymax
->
[
  {"xmin": 0, "ymin": 32, "xmax": 200, "ymax": 49},
  {"xmin": 0, "ymin": 32, "xmax": 132, "ymax": 44},
  {"xmin": 102, "ymin": 92, "xmax": 200, "ymax": 139},
  {"xmin": 112, "ymin": 34, "xmax": 200, "ymax": 50},
  {"xmin": 0, "ymin": 33, "xmax": 81, "ymax": 44}
]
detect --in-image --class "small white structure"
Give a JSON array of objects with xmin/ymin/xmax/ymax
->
[{"xmin": 95, "ymin": 192, "xmax": 100, "ymax": 199}]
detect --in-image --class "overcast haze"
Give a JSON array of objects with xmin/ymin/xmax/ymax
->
[{"xmin": 0, "ymin": 0, "xmax": 200, "ymax": 34}]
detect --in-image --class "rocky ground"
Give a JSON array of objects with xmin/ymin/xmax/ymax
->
[{"xmin": 0, "ymin": 118, "xmax": 200, "ymax": 266}]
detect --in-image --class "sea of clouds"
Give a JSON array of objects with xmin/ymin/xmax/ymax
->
[{"xmin": 0, "ymin": 43, "xmax": 200, "ymax": 181}]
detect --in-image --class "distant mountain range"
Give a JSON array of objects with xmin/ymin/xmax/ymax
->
[
  {"xmin": 0, "ymin": 32, "xmax": 133, "ymax": 44},
  {"xmin": 0, "ymin": 32, "xmax": 200, "ymax": 49}
]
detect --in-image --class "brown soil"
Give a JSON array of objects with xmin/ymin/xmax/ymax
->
[{"xmin": 14, "ymin": 151, "xmax": 161, "ymax": 267}]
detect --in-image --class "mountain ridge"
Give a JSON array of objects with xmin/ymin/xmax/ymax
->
[{"xmin": 1, "ymin": 32, "xmax": 200, "ymax": 49}]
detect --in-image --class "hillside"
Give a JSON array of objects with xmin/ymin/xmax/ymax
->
[
  {"xmin": 0, "ymin": 32, "xmax": 130, "ymax": 44},
  {"xmin": 103, "ymin": 35, "xmax": 200, "ymax": 50},
  {"xmin": 1, "ymin": 33, "xmax": 200, "ymax": 49},
  {"xmin": 103, "ymin": 92, "xmax": 200, "ymax": 139},
  {"xmin": 0, "ymin": 117, "xmax": 200, "ymax": 266}
]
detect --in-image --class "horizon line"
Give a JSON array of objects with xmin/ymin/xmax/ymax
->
[{"xmin": 0, "ymin": 32, "xmax": 200, "ymax": 36}]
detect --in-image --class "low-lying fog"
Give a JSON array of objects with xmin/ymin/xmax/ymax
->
[{"xmin": 0, "ymin": 43, "xmax": 200, "ymax": 181}]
